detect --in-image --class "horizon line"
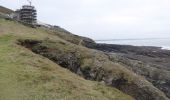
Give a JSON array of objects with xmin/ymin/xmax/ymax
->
[{"xmin": 95, "ymin": 37, "xmax": 170, "ymax": 41}]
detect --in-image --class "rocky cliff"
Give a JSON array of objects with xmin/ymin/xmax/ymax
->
[
  {"xmin": 0, "ymin": 17, "xmax": 169, "ymax": 100},
  {"xmin": 85, "ymin": 43, "xmax": 170, "ymax": 99},
  {"xmin": 18, "ymin": 38, "xmax": 169, "ymax": 100}
]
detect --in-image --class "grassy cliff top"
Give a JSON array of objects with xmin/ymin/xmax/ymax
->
[
  {"xmin": 0, "ymin": 6, "xmax": 14, "ymax": 14},
  {"xmin": 0, "ymin": 18, "xmax": 133, "ymax": 100}
]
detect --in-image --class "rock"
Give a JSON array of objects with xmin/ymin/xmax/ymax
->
[
  {"xmin": 86, "ymin": 42, "xmax": 170, "ymax": 99},
  {"xmin": 19, "ymin": 39, "xmax": 169, "ymax": 100}
]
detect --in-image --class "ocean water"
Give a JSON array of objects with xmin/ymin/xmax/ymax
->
[{"xmin": 96, "ymin": 38, "xmax": 170, "ymax": 50}]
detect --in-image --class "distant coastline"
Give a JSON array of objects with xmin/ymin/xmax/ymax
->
[
  {"xmin": 95, "ymin": 37, "xmax": 170, "ymax": 42},
  {"xmin": 95, "ymin": 38, "xmax": 170, "ymax": 50}
]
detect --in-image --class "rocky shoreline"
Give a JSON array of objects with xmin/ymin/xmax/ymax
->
[
  {"xmin": 85, "ymin": 42, "xmax": 170, "ymax": 98},
  {"xmin": 18, "ymin": 38, "xmax": 170, "ymax": 100}
]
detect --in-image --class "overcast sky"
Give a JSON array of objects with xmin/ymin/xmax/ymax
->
[{"xmin": 1, "ymin": 0, "xmax": 170, "ymax": 39}]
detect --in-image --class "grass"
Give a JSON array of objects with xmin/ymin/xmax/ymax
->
[
  {"xmin": 0, "ymin": 18, "xmax": 133, "ymax": 100},
  {"xmin": 0, "ymin": 6, "xmax": 14, "ymax": 14},
  {"xmin": 31, "ymin": 38, "xmax": 138, "ymax": 83}
]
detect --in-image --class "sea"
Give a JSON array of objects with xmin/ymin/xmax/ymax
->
[{"xmin": 96, "ymin": 38, "xmax": 170, "ymax": 50}]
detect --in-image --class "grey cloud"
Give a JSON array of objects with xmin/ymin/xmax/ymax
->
[{"xmin": 1, "ymin": 0, "xmax": 170, "ymax": 39}]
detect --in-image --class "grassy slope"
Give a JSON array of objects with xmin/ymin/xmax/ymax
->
[
  {"xmin": 0, "ymin": 18, "xmax": 133, "ymax": 100},
  {"xmin": 0, "ymin": 6, "xmax": 14, "ymax": 14}
]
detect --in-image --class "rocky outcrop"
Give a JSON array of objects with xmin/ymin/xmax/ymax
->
[
  {"xmin": 18, "ymin": 39, "xmax": 169, "ymax": 100},
  {"xmin": 86, "ymin": 43, "xmax": 170, "ymax": 99}
]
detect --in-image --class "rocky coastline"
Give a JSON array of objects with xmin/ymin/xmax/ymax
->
[
  {"xmin": 18, "ymin": 38, "xmax": 170, "ymax": 100},
  {"xmin": 85, "ymin": 42, "xmax": 170, "ymax": 99}
]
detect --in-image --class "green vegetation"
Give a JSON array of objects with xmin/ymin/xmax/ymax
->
[
  {"xmin": 0, "ymin": 6, "xmax": 14, "ymax": 14},
  {"xmin": 0, "ymin": 18, "xmax": 133, "ymax": 100}
]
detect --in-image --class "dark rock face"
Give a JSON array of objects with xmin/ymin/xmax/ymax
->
[
  {"xmin": 110, "ymin": 53, "xmax": 170, "ymax": 99},
  {"xmin": 86, "ymin": 43, "xmax": 170, "ymax": 99},
  {"xmin": 18, "ymin": 39, "xmax": 169, "ymax": 100},
  {"xmin": 19, "ymin": 39, "xmax": 81, "ymax": 73}
]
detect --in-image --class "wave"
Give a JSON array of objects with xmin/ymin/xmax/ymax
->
[{"xmin": 161, "ymin": 46, "xmax": 170, "ymax": 50}]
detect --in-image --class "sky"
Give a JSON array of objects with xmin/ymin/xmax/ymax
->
[{"xmin": 1, "ymin": 0, "xmax": 170, "ymax": 40}]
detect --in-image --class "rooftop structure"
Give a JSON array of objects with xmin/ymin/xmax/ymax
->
[{"xmin": 19, "ymin": 5, "xmax": 37, "ymax": 24}]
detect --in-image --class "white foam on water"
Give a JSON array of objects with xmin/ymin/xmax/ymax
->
[{"xmin": 161, "ymin": 46, "xmax": 170, "ymax": 50}]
